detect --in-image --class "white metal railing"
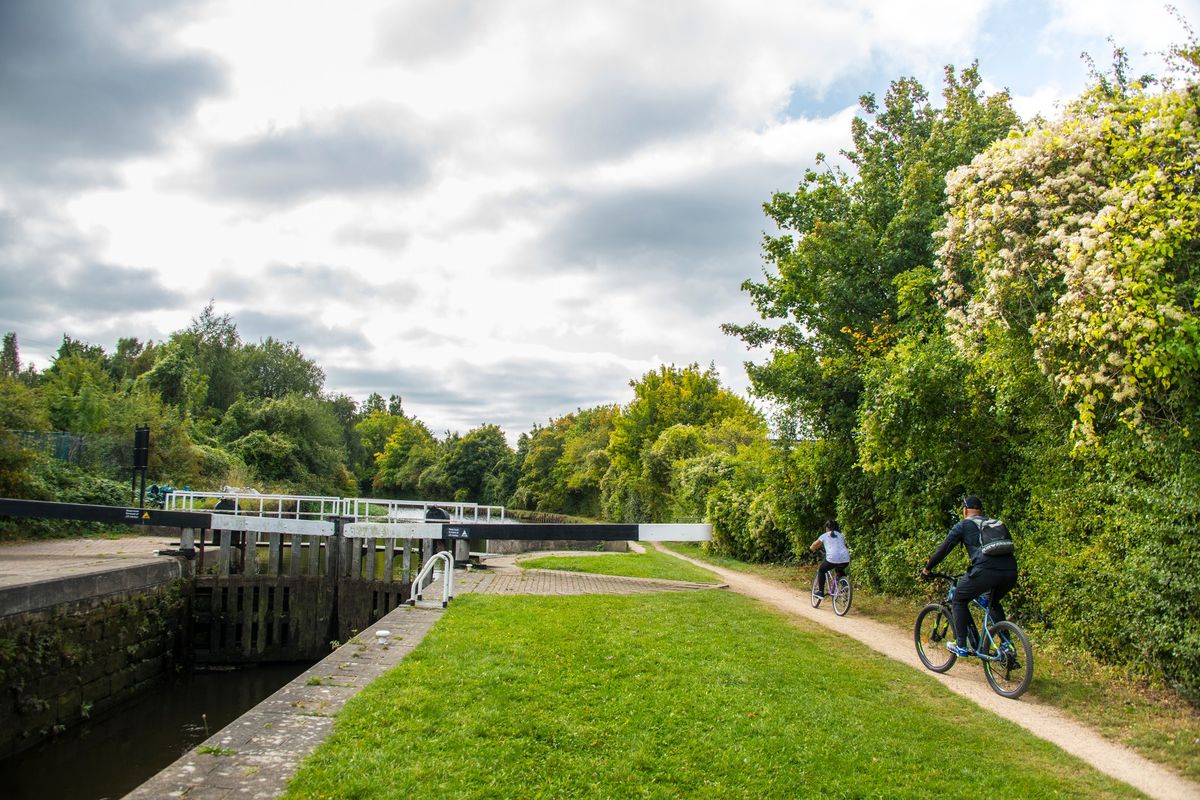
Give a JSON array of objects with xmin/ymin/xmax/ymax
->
[
  {"xmin": 165, "ymin": 490, "xmax": 341, "ymax": 520},
  {"xmin": 339, "ymin": 497, "xmax": 506, "ymax": 523},
  {"xmin": 165, "ymin": 490, "xmax": 505, "ymax": 525},
  {"xmin": 409, "ymin": 551, "xmax": 454, "ymax": 607}
]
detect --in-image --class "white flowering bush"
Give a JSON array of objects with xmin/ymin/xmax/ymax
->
[{"xmin": 938, "ymin": 68, "xmax": 1200, "ymax": 444}]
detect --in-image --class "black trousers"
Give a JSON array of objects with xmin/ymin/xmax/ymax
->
[
  {"xmin": 952, "ymin": 566, "xmax": 1017, "ymax": 647},
  {"xmin": 816, "ymin": 560, "xmax": 849, "ymax": 593}
]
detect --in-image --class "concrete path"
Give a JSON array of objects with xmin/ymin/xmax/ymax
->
[
  {"xmin": 656, "ymin": 544, "xmax": 1200, "ymax": 800},
  {"xmin": 0, "ymin": 535, "xmax": 184, "ymax": 616},
  {"xmin": 0, "ymin": 535, "xmax": 178, "ymax": 588}
]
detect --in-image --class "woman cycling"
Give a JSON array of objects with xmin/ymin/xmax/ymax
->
[{"xmin": 810, "ymin": 519, "xmax": 850, "ymax": 597}]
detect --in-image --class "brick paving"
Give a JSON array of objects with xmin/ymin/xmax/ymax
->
[{"xmin": 124, "ymin": 554, "xmax": 722, "ymax": 799}]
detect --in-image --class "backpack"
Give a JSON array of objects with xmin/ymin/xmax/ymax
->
[{"xmin": 971, "ymin": 516, "xmax": 1014, "ymax": 557}]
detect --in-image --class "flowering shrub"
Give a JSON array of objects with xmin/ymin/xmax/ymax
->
[{"xmin": 938, "ymin": 62, "xmax": 1200, "ymax": 444}]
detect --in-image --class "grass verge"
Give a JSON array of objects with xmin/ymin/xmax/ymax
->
[
  {"xmin": 284, "ymin": 591, "xmax": 1137, "ymax": 799},
  {"xmin": 519, "ymin": 548, "xmax": 722, "ymax": 584},
  {"xmin": 660, "ymin": 541, "xmax": 1200, "ymax": 781}
]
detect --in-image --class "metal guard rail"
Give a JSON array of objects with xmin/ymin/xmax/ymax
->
[{"xmin": 409, "ymin": 551, "xmax": 454, "ymax": 608}]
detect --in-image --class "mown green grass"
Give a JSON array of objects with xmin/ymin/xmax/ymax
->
[
  {"xmin": 660, "ymin": 541, "xmax": 1200, "ymax": 781},
  {"xmin": 519, "ymin": 547, "xmax": 722, "ymax": 584},
  {"xmin": 284, "ymin": 591, "xmax": 1138, "ymax": 799}
]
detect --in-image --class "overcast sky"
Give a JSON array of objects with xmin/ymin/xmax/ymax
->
[{"xmin": 1, "ymin": 1, "xmax": 1195, "ymax": 440}]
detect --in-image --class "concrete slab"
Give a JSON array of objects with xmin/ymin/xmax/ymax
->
[
  {"xmin": 0, "ymin": 536, "xmax": 186, "ymax": 616},
  {"xmin": 0, "ymin": 535, "xmax": 179, "ymax": 588}
]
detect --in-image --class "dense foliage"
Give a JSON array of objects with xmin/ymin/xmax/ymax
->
[{"xmin": 727, "ymin": 49, "xmax": 1200, "ymax": 701}]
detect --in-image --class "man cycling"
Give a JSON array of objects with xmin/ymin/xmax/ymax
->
[
  {"xmin": 810, "ymin": 519, "xmax": 850, "ymax": 597},
  {"xmin": 921, "ymin": 496, "xmax": 1018, "ymax": 656}
]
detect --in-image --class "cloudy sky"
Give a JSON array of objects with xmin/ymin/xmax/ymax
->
[{"xmin": 1, "ymin": 1, "xmax": 1195, "ymax": 439}]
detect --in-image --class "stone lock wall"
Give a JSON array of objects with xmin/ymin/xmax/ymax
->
[{"xmin": 0, "ymin": 580, "xmax": 188, "ymax": 758}]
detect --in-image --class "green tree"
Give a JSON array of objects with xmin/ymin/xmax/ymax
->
[
  {"xmin": 445, "ymin": 424, "xmax": 512, "ymax": 502},
  {"xmin": 1, "ymin": 332, "xmax": 19, "ymax": 378},
  {"xmin": 373, "ymin": 415, "xmax": 439, "ymax": 497},
  {"xmin": 603, "ymin": 364, "xmax": 762, "ymax": 522},
  {"xmin": 107, "ymin": 337, "xmax": 158, "ymax": 383},
  {"xmin": 219, "ymin": 394, "xmax": 349, "ymax": 494},
  {"xmin": 240, "ymin": 337, "xmax": 325, "ymax": 400},
  {"xmin": 722, "ymin": 64, "xmax": 1019, "ymax": 565}
]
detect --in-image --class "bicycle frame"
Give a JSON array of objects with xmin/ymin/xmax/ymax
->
[{"xmin": 946, "ymin": 583, "xmax": 1010, "ymax": 664}]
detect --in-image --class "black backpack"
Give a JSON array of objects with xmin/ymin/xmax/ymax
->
[{"xmin": 971, "ymin": 516, "xmax": 1014, "ymax": 557}]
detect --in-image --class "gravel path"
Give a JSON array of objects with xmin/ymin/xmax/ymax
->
[{"xmin": 658, "ymin": 545, "xmax": 1199, "ymax": 800}]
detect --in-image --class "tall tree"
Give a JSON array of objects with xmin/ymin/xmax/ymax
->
[
  {"xmin": 240, "ymin": 337, "xmax": 325, "ymax": 400},
  {"xmin": 1, "ymin": 332, "xmax": 19, "ymax": 378},
  {"xmin": 603, "ymin": 364, "xmax": 761, "ymax": 522},
  {"xmin": 444, "ymin": 424, "xmax": 512, "ymax": 502},
  {"xmin": 725, "ymin": 64, "xmax": 1018, "ymax": 442}
]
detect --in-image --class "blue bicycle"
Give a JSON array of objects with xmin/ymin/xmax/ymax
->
[{"xmin": 914, "ymin": 572, "xmax": 1034, "ymax": 699}]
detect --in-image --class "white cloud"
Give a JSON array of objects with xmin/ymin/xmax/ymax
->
[{"xmin": 4, "ymin": 0, "xmax": 1198, "ymax": 440}]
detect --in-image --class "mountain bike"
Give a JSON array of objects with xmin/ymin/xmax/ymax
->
[
  {"xmin": 811, "ymin": 567, "xmax": 852, "ymax": 616},
  {"xmin": 914, "ymin": 572, "xmax": 1033, "ymax": 699}
]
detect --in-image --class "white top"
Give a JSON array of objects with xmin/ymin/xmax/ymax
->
[{"xmin": 819, "ymin": 530, "xmax": 850, "ymax": 563}]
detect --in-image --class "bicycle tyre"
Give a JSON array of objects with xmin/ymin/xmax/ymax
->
[
  {"xmin": 810, "ymin": 573, "xmax": 823, "ymax": 608},
  {"xmin": 914, "ymin": 604, "xmax": 956, "ymax": 672},
  {"xmin": 833, "ymin": 576, "xmax": 852, "ymax": 616},
  {"xmin": 982, "ymin": 620, "xmax": 1033, "ymax": 699}
]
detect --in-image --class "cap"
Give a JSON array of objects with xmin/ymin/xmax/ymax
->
[{"xmin": 961, "ymin": 495, "xmax": 983, "ymax": 511}]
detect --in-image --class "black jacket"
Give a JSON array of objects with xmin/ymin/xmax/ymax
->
[{"xmin": 927, "ymin": 516, "xmax": 1018, "ymax": 572}]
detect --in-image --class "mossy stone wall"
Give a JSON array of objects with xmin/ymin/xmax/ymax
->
[{"xmin": 0, "ymin": 580, "xmax": 188, "ymax": 757}]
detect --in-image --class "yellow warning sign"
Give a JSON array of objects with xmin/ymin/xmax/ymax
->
[{"xmin": 142, "ymin": 511, "xmax": 151, "ymax": 519}]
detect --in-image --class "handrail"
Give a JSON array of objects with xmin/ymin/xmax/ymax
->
[
  {"xmin": 409, "ymin": 551, "xmax": 454, "ymax": 608},
  {"xmin": 165, "ymin": 490, "xmax": 506, "ymax": 524}
]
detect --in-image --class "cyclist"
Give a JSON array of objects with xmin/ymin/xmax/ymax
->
[
  {"xmin": 921, "ymin": 495, "xmax": 1018, "ymax": 656},
  {"xmin": 810, "ymin": 519, "xmax": 850, "ymax": 597}
]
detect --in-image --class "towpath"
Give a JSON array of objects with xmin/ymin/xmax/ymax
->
[{"xmin": 656, "ymin": 544, "xmax": 1200, "ymax": 800}]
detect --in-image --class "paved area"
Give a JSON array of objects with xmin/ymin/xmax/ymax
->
[
  {"xmin": 0, "ymin": 535, "xmax": 178, "ymax": 588},
  {"xmin": 450, "ymin": 552, "xmax": 724, "ymax": 596},
  {"xmin": 123, "ymin": 549, "xmax": 721, "ymax": 799}
]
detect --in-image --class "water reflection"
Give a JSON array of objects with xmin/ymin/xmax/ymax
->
[{"xmin": 3, "ymin": 662, "xmax": 309, "ymax": 800}]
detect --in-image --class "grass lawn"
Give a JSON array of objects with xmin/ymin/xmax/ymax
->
[
  {"xmin": 284, "ymin": 591, "xmax": 1137, "ymax": 799},
  {"xmin": 660, "ymin": 541, "xmax": 1200, "ymax": 781},
  {"xmin": 518, "ymin": 547, "xmax": 722, "ymax": 584}
]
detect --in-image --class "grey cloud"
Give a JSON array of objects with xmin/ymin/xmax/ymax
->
[
  {"xmin": 200, "ymin": 113, "xmax": 433, "ymax": 204},
  {"xmin": 328, "ymin": 352, "xmax": 634, "ymax": 437},
  {"xmin": 527, "ymin": 164, "xmax": 782, "ymax": 313},
  {"xmin": 544, "ymin": 78, "xmax": 725, "ymax": 162},
  {"xmin": 0, "ymin": 258, "xmax": 186, "ymax": 323},
  {"xmin": 372, "ymin": 0, "xmax": 494, "ymax": 65},
  {"xmin": 335, "ymin": 223, "xmax": 412, "ymax": 253},
  {"xmin": 0, "ymin": 213, "xmax": 186, "ymax": 328},
  {"xmin": 0, "ymin": 0, "xmax": 225, "ymax": 185},
  {"xmin": 233, "ymin": 310, "xmax": 371, "ymax": 351},
  {"xmin": 255, "ymin": 261, "xmax": 420, "ymax": 304}
]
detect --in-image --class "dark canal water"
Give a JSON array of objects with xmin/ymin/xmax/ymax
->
[{"xmin": 3, "ymin": 662, "xmax": 310, "ymax": 800}]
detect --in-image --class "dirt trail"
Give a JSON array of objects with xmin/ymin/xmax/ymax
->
[{"xmin": 659, "ymin": 546, "xmax": 1200, "ymax": 800}]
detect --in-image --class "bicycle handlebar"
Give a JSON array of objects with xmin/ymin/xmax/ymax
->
[{"xmin": 918, "ymin": 570, "xmax": 960, "ymax": 583}]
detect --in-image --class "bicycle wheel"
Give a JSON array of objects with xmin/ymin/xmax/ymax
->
[
  {"xmin": 810, "ymin": 573, "xmax": 823, "ymax": 607},
  {"xmin": 982, "ymin": 620, "xmax": 1033, "ymax": 699},
  {"xmin": 833, "ymin": 576, "xmax": 852, "ymax": 616},
  {"xmin": 914, "ymin": 604, "xmax": 956, "ymax": 672}
]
